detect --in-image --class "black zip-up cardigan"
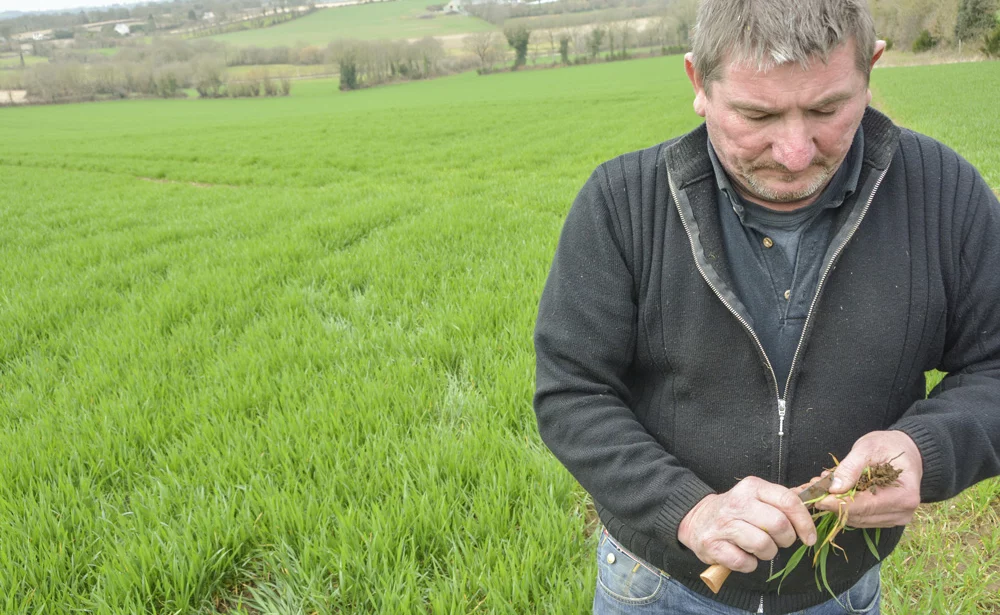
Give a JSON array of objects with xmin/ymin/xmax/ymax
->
[{"xmin": 533, "ymin": 107, "xmax": 1000, "ymax": 613}]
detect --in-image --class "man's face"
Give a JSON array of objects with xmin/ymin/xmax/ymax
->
[{"xmin": 685, "ymin": 39, "xmax": 882, "ymax": 211}]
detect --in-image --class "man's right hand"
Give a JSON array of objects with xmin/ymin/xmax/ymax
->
[{"xmin": 677, "ymin": 477, "xmax": 818, "ymax": 573}]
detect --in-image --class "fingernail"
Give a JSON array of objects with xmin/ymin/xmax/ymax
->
[
  {"xmin": 807, "ymin": 533, "xmax": 816, "ymax": 546},
  {"xmin": 830, "ymin": 477, "xmax": 845, "ymax": 491}
]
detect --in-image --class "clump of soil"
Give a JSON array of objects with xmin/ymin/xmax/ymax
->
[{"xmin": 853, "ymin": 458, "xmax": 903, "ymax": 494}]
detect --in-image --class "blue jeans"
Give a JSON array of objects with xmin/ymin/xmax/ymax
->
[{"xmin": 594, "ymin": 529, "xmax": 880, "ymax": 615}]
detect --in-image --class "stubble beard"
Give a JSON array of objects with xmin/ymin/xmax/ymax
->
[{"xmin": 739, "ymin": 162, "xmax": 835, "ymax": 204}]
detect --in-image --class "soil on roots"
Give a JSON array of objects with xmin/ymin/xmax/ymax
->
[{"xmin": 854, "ymin": 459, "xmax": 903, "ymax": 495}]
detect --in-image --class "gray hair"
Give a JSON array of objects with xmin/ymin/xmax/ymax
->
[{"xmin": 692, "ymin": 0, "xmax": 876, "ymax": 92}]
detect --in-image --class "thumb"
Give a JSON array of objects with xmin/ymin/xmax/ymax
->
[{"xmin": 829, "ymin": 451, "xmax": 866, "ymax": 494}]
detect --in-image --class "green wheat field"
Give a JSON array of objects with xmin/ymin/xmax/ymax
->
[{"xmin": 1, "ymin": 56, "xmax": 998, "ymax": 613}]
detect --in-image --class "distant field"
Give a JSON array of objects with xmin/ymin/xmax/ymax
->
[
  {"xmin": 207, "ymin": 0, "xmax": 496, "ymax": 47},
  {"xmin": 504, "ymin": 7, "xmax": 655, "ymax": 31},
  {"xmin": 0, "ymin": 57, "xmax": 997, "ymax": 613},
  {"xmin": 0, "ymin": 55, "xmax": 46, "ymax": 68}
]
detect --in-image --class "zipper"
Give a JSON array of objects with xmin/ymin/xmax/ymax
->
[
  {"xmin": 669, "ymin": 165, "xmax": 889, "ymax": 614},
  {"xmin": 778, "ymin": 165, "xmax": 891, "ymax": 414}
]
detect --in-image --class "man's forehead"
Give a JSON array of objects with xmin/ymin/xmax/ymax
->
[
  {"xmin": 715, "ymin": 38, "xmax": 855, "ymax": 82},
  {"xmin": 711, "ymin": 49, "xmax": 864, "ymax": 104},
  {"xmin": 719, "ymin": 53, "xmax": 833, "ymax": 81}
]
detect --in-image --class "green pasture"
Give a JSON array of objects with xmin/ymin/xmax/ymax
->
[
  {"xmin": 871, "ymin": 61, "xmax": 1000, "ymax": 189},
  {"xmin": 0, "ymin": 56, "xmax": 998, "ymax": 613},
  {"xmin": 207, "ymin": 0, "xmax": 496, "ymax": 48},
  {"xmin": 0, "ymin": 54, "xmax": 46, "ymax": 68},
  {"xmin": 85, "ymin": 47, "xmax": 123, "ymax": 57}
]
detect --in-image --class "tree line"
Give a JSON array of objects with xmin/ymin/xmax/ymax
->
[
  {"xmin": 332, "ymin": 38, "xmax": 478, "ymax": 90},
  {"xmin": 8, "ymin": 35, "xmax": 482, "ymax": 103},
  {"xmin": 463, "ymin": 6, "xmax": 693, "ymax": 75},
  {"xmin": 13, "ymin": 38, "xmax": 297, "ymax": 104}
]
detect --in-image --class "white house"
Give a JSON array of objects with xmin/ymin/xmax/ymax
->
[
  {"xmin": 31, "ymin": 31, "xmax": 47, "ymax": 41},
  {"xmin": 114, "ymin": 23, "xmax": 131, "ymax": 35},
  {"xmin": 445, "ymin": 0, "xmax": 461, "ymax": 11},
  {"xmin": 203, "ymin": 11, "xmax": 215, "ymax": 20}
]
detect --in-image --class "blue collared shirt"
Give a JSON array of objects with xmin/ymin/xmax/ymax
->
[{"xmin": 708, "ymin": 127, "xmax": 864, "ymax": 396}]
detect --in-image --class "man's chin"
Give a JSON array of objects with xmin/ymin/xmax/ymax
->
[
  {"xmin": 743, "ymin": 174, "xmax": 829, "ymax": 204},
  {"xmin": 754, "ymin": 188, "xmax": 818, "ymax": 204}
]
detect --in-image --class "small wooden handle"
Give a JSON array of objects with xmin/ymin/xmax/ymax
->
[{"xmin": 700, "ymin": 564, "xmax": 731, "ymax": 594}]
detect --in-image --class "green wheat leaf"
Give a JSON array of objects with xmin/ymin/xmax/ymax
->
[
  {"xmin": 771, "ymin": 543, "xmax": 810, "ymax": 593},
  {"xmin": 819, "ymin": 544, "xmax": 834, "ymax": 597},
  {"xmin": 863, "ymin": 529, "xmax": 881, "ymax": 561}
]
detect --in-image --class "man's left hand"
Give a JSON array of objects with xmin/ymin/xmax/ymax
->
[{"xmin": 813, "ymin": 430, "xmax": 923, "ymax": 527}]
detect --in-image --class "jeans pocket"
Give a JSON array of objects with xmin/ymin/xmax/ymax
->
[
  {"xmin": 843, "ymin": 565, "xmax": 881, "ymax": 614},
  {"xmin": 596, "ymin": 531, "xmax": 666, "ymax": 606}
]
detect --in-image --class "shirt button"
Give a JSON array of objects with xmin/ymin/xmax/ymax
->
[
  {"xmin": 763, "ymin": 237, "xmax": 774, "ymax": 248},
  {"xmin": 784, "ymin": 289, "xmax": 791, "ymax": 300},
  {"xmin": 607, "ymin": 552, "xmax": 616, "ymax": 564}
]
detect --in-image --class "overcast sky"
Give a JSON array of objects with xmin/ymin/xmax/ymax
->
[{"xmin": 1, "ymin": 0, "xmax": 118, "ymax": 13}]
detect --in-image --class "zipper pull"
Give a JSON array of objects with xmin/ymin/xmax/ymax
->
[{"xmin": 777, "ymin": 399, "xmax": 786, "ymax": 437}]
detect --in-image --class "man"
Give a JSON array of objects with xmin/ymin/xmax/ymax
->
[{"xmin": 533, "ymin": 0, "xmax": 1000, "ymax": 613}]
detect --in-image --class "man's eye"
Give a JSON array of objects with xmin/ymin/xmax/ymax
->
[
  {"xmin": 812, "ymin": 108, "xmax": 837, "ymax": 116},
  {"xmin": 742, "ymin": 112, "xmax": 771, "ymax": 121}
]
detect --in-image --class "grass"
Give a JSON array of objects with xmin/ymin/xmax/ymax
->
[
  {"xmin": 871, "ymin": 61, "xmax": 1000, "ymax": 189},
  {"xmin": 0, "ymin": 55, "xmax": 996, "ymax": 613},
  {"xmin": 207, "ymin": 0, "xmax": 496, "ymax": 48}
]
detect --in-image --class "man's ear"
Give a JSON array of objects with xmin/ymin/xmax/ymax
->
[
  {"xmin": 865, "ymin": 40, "xmax": 888, "ymax": 105},
  {"xmin": 871, "ymin": 40, "xmax": 887, "ymax": 69},
  {"xmin": 684, "ymin": 52, "xmax": 708, "ymax": 117}
]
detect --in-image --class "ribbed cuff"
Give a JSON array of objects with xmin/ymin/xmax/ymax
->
[
  {"xmin": 889, "ymin": 420, "xmax": 945, "ymax": 501},
  {"xmin": 653, "ymin": 477, "xmax": 717, "ymax": 547}
]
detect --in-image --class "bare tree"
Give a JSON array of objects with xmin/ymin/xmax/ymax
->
[
  {"xmin": 463, "ymin": 31, "xmax": 502, "ymax": 72},
  {"xmin": 611, "ymin": 15, "xmax": 636, "ymax": 57},
  {"xmin": 528, "ymin": 30, "xmax": 541, "ymax": 64},
  {"xmin": 545, "ymin": 28, "xmax": 557, "ymax": 58},
  {"xmin": 572, "ymin": 26, "xmax": 588, "ymax": 57}
]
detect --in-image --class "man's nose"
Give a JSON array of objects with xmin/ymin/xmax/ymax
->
[{"xmin": 771, "ymin": 121, "xmax": 816, "ymax": 173}]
